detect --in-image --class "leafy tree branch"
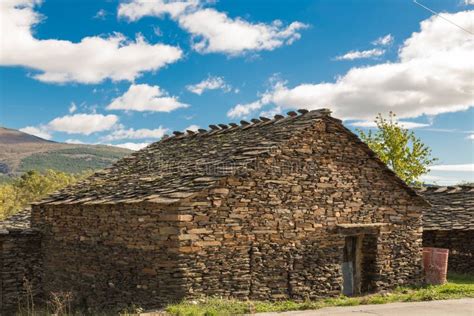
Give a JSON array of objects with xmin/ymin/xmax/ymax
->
[{"xmin": 357, "ymin": 112, "xmax": 437, "ymax": 186}]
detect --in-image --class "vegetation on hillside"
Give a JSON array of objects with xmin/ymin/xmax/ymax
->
[
  {"xmin": 0, "ymin": 174, "xmax": 13, "ymax": 184},
  {"xmin": 0, "ymin": 126, "xmax": 130, "ymax": 178},
  {"xmin": 0, "ymin": 170, "xmax": 89, "ymax": 219},
  {"xmin": 17, "ymin": 147, "xmax": 128, "ymax": 175},
  {"xmin": 357, "ymin": 112, "xmax": 437, "ymax": 186}
]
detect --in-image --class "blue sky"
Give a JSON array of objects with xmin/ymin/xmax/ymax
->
[{"xmin": 0, "ymin": 0, "xmax": 473, "ymax": 185}]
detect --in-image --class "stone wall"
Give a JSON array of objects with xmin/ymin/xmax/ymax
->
[
  {"xmin": 0, "ymin": 230, "xmax": 42, "ymax": 314},
  {"xmin": 423, "ymin": 230, "xmax": 474, "ymax": 274},
  {"xmin": 31, "ymin": 202, "xmax": 191, "ymax": 311}
]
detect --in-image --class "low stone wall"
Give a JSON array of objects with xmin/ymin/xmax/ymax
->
[
  {"xmin": 423, "ymin": 230, "xmax": 474, "ymax": 274},
  {"xmin": 0, "ymin": 230, "xmax": 42, "ymax": 315},
  {"xmin": 31, "ymin": 202, "xmax": 188, "ymax": 312}
]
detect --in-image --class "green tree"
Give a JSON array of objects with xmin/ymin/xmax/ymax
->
[
  {"xmin": 0, "ymin": 184, "xmax": 20, "ymax": 218},
  {"xmin": 357, "ymin": 112, "xmax": 437, "ymax": 186},
  {"xmin": 0, "ymin": 170, "xmax": 89, "ymax": 219}
]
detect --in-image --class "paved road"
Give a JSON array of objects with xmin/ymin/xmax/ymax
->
[{"xmin": 255, "ymin": 298, "xmax": 474, "ymax": 316}]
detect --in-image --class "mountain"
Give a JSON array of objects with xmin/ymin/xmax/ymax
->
[{"xmin": 0, "ymin": 127, "xmax": 132, "ymax": 179}]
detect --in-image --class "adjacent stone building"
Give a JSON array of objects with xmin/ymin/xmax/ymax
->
[
  {"xmin": 419, "ymin": 186, "xmax": 474, "ymax": 274},
  {"xmin": 2, "ymin": 109, "xmax": 428, "ymax": 312},
  {"xmin": 0, "ymin": 210, "xmax": 42, "ymax": 313}
]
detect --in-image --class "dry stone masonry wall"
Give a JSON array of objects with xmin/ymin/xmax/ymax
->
[
  {"xmin": 0, "ymin": 210, "xmax": 42, "ymax": 314},
  {"xmin": 31, "ymin": 202, "xmax": 191, "ymax": 311}
]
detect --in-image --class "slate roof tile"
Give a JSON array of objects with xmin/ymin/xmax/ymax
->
[
  {"xmin": 419, "ymin": 186, "xmax": 474, "ymax": 231},
  {"xmin": 0, "ymin": 209, "xmax": 35, "ymax": 234}
]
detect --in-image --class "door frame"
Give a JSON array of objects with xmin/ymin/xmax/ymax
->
[{"xmin": 336, "ymin": 223, "xmax": 387, "ymax": 296}]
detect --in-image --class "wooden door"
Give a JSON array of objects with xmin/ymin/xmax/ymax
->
[{"xmin": 342, "ymin": 236, "xmax": 357, "ymax": 296}]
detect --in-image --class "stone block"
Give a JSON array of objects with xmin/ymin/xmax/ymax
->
[
  {"xmin": 159, "ymin": 214, "xmax": 194, "ymax": 222},
  {"xmin": 195, "ymin": 240, "xmax": 221, "ymax": 247}
]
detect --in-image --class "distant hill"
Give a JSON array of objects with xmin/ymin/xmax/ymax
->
[{"xmin": 0, "ymin": 127, "xmax": 132, "ymax": 179}]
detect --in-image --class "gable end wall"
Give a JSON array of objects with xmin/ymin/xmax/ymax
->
[{"xmin": 176, "ymin": 118, "xmax": 424, "ymax": 300}]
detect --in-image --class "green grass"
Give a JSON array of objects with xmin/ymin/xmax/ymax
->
[{"xmin": 166, "ymin": 274, "xmax": 474, "ymax": 316}]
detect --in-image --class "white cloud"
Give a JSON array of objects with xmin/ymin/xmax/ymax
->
[
  {"xmin": 48, "ymin": 113, "xmax": 119, "ymax": 135},
  {"xmin": 64, "ymin": 139, "xmax": 151, "ymax": 151},
  {"xmin": 228, "ymin": 101, "xmax": 263, "ymax": 118},
  {"xmin": 94, "ymin": 9, "xmax": 107, "ymax": 20},
  {"xmin": 335, "ymin": 48, "xmax": 385, "ymax": 61},
  {"xmin": 184, "ymin": 124, "xmax": 199, "ymax": 132},
  {"xmin": 65, "ymin": 139, "xmax": 85, "ymax": 144},
  {"xmin": 19, "ymin": 125, "xmax": 52, "ymax": 140},
  {"xmin": 102, "ymin": 126, "xmax": 169, "ymax": 141},
  {"xmin": 69, "ymin": 102, "xmax": 77, "ymax": 113},
  {"xmin": 350, "ymin": 120, "xmax": 430, "ymax": 129},
  {"xmin": 227, "ymin": 79, "xmax": 277, "ymax": 118},
  {"xmin": 423, "ymin": 163, "xmax": 474, "ymax": 185},
  {"xmin": 336, "ymin": 34, "xmax": 392, "ymax": 61},
  {"xmin": 113, "ymin": 142, "xmax": 150, "ymax": 151},
  {"xmin": 228, "ymin": 11, "xmax": 474, "ymax": 120},
  {"xmin": 429, "ymin": 164, "xmax": 474, "ymax": 172},
  {"xmin": 227, "ymin": 91, "xmax": 274, "ymax": 118},
  {"xmin": 398, "ymin": 122, "xmax": 431, "ymax": 129},
  {"xmin": 107, "ymin": 84, "xmax": 188, "ymax": 112},
  {"xmin": 118, "ymin": 0, "xmax": 308, "ymax": 55},
  {"xmin": 186, "ymin": 76, "xmax": 231, "ymax": 95},
  {"xmin": 372, "ymin": 34, "xmax": 394, "ymax": 46},
  {"xmin": 420, "ymin": 174, "xmax": 445, "ymax": 182},
  {"xmin": 420, "ymin": 173, "xmax": 471, "ymax": 186},
  {"xmin": 118, "ymin": 0, "xmax": 198, "ymax": 20},
  {"xmin": 20, "ymin": 112, "xmax": 119, "ymax": 139},
  {"xmin": 0, "ymin": 0, "xmax": 182, "ymax": 84},
  {"xmin": 466, "ymin": 134, "xmax": 474, "ymax": 140},
  {"xmin": 464, "ymin": 0, "xmax": 474, "ymax": 5},
  {"xmin": 178, "ymin": 9, "xmax": 308, "ymax": 55},
  {"xmin": 259, "ymin": 106, "xmax": 283, "ymax": 119}
]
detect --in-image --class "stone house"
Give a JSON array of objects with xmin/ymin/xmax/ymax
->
[
  {"xmin": 419, "ymin": 186, "xmax": 473, "ymax": 273},
  {"xmin": 2, "ymin": 109, "xmax": 428, "ymax": 312}
]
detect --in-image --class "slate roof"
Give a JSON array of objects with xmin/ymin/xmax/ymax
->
[
  {"xmin": 36, "ymin": 108, "xmax": 426, "ymax": 206},
  {"xmin": 0, "ymin": 209, "xmax": 34, "ymax": 235},
  {"xmin": 419, "ymin": 186, "xmax": 474, "ymax": 231}
]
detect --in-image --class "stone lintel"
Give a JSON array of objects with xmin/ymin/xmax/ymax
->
[{"xmin": 336, "ymin": 223, "xmax": 389, "ymax": 235}]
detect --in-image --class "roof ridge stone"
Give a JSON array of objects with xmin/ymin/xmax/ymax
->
[{"xmin": 157, "ymin": 108, "xmax": 331, "ymax": 143}]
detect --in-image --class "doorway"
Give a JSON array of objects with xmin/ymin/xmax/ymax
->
[
  {"xmin": 342, "ymin": 236, "xmax": 359, "ymax": 296},
  {"xmin": 341, "ymin": 234, "xmax": 378, "ymax": 296}
]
